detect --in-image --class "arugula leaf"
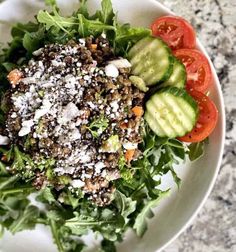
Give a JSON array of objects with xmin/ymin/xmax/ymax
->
[
  {"xmin": 12, "ymin": 146, "xmax": 35, "ymax": 180},
  {"xmin": 8, "ymin": 205, "xmax": 39, "ymax": 234},
  {"xmin": 1, "ymin": 62, "xmax": 16, "ymax": 72},
  {"xmin": 100, "ymin": 0, "xmax": 115, "ymax": 25},
  {"xmin": 101, "ymin": 239, "xmax": 116, "ymax": 252},
  {"xmin": 133, "ymin": 190, "xmax": 170, "ymax": 237},
  {"xmin": 37, "ymin": 10, "xmax": 78, "ymax": 34},
  {"xmin": 0, "ymin": 162, "xmax": 7, "ymax": 175},
  {"xmin": 66, "ymin": 212, "xmax": 121, "ymax": 229},
  {"xmin": 114, "ymin": 190, "xmax": 137, "ymax": 221},
  {"xmin": 49, "ymin": 224, "xmax": 85, "ymax": 252},
  {"xmin": 65, "ymin": 208, "xmax": 125, "ymax": 242},
  {"xmin": 0, "ymin": 175, "xmax": 19, "ymax": 191},
  {"xmin": 49, "ymin": 219, "xmax": 65, "ymax": 252},
  {"xmin": 78, "ymin": 14, "xmax": 115, "ymax": 37},
  {"xmin": 11, "ymin": 22, "xmax": 41, "ymax": 38},
  {"xmin": 188, "ymin": 141, "xmax": 206, "ymax": 161},
  {"xmin": 36, "ymin": 187, "xmax": 56, "ymax": 204},
  {"xmin": 60, "ymin": 190, "xmax": 82, "ymax": 209},
  {"xmin": 77, "ymin": 0, "xmax": 89, "ymax": 18},
  {"xmin": 118, "ymin": 155, "xmax": 133, "ymax": 182},
  {"xmin": 167, "ymin": 139, "xmax": 186, "ymax": 160},
  {"xmin": 114, "ymin": 24, "xmax": 151, "ymax": 54},
  {"xmin": 22, "ymin": 27, "xmax": 45, "ymax": 53}
]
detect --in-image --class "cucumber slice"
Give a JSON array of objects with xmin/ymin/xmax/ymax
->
[
  {"xmin": 128, "ymin": 37, "xmax": 173, "ymax": 86},
  {"xmin": 161, "ymin": 58, "xmax": 186, "ymax": 88},
  {"xmin": 145, "ymin": 87, "xmax": 198, "ymax": 138}
]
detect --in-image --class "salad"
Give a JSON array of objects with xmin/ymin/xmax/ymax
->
[{"xmin": 0, "ymin": 0, "xmax": 218, "ymax": 251}]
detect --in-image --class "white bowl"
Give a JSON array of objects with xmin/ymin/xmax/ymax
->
[{"xmin": 0, "ymin": 0, "xmax": 225, "ymax": 252}]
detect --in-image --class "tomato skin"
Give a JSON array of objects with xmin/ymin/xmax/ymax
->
[
  {"xmin": 151, "ymin": 16, "xmax": 196, "ymax": 50},
  {"xmin": 178, "ymin": 90, "xmax": 218, "ymax": 143},
  {"xmin": 173, "ymin": 49, "xmax": 212, "ymax": 93}
]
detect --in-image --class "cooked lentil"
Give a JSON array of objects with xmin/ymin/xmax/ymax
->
[{"xmin": 5, "ymin": 36, "xmax": 145, "ymax": 206}]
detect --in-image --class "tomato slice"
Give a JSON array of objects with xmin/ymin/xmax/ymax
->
[
  {"xmin": 178, "ymin": 90, "xmax": 218, "ymax": 142},
  {"xmin": 173, "ymin": 49, "xmax": 212, "ymax": 93},
  {"xmin": 151, "ymin": 16, "xmax": 196, "ymax": 50}
]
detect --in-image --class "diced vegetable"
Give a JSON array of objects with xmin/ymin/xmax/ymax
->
[
  {"xmin": 132, "ymin": 106, "xmax": 144, "ymax": 117},
  {"xmin": 129, "ymin": 75, "xmax": 149, "ymax": 92},
  {"xmin": 125, "ymin": 149, "xmax": 136, "ymax": 163}
]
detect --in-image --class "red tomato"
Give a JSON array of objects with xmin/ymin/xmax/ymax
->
[
  {"xmin": 151, "ymin": 16, "xmax": 196, "ymax": 50},
  {"xmin": 178, "ymin": 90, "xmax": 218, "ymax": 142},
  {"xmin": 174, "ymin": 49, "xmax": 212, "ymax": 93}
]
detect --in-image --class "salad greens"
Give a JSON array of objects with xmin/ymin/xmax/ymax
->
[{"xmin": 0, "ymin": 0, "xmax": 206, "ymax": 251}]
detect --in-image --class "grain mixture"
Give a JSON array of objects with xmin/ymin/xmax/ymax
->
[{"xmin": 5, "ymin": 36, "xmax": 144, "ymax": 206}]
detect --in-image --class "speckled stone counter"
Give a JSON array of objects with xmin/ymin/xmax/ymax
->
[{"xmin": 157, "ymin": 0, "xmax": 236, "ymax": 251}]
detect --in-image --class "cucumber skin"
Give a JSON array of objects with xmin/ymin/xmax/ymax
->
[
  {"xmin": 128, "ymin": 36, "xmax": 174, "ymax": 86},
  {"xmin": 145, "ymin": 87, "xmax": 199, "ymax": 138},
  {"xmin": 157, "ymin": 55, "xmax": 174, "ymax": 85},
  {"xmin": 160, "ymin": 58, "xmax": 187, "ymax": 88}
]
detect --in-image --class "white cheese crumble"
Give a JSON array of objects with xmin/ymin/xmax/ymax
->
[
  {"xmin": 0, "ymin": 135, "xmax": 10, "ymax": 145},
  {"xmin": 19, "ymin": 119, "xmax": 34, "ymax": 137},
  {"xmin": 110, "ymin": 101, "xmax": 119, "ymax": 112},
  {"xmin": 32, "ymin": 48, "xmax": 43, "ymax": 56},
  {"xmin": 123, "ymin": 141, "xmax": 138, "ymax": 150},
  {"xmin": 108, "ymin": 58, "xmax": 132, "ymax": 69},
  {"xmin": 94, "ymin": 161, "xmax": 106, "ymax": 174},
  {"xmin": 105, "ymin": 64, "xmax": 119, "ymax": 78},
  {"xmin": 58, "ymin": 102, "xmax": 79, "ymax": 124},
  {"xmin": 71, "ymin": 179, "xmax": 85, "ymax": 188},
  {"xmin": 79, "ymin": 38, "xmax": 86, "ymax": 46}
]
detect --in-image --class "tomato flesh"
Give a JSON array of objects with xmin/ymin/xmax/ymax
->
[
  {"xmin": 178, "ymin": 90, "xmax": 218, "ymax": 142},
  {"xmin": 151, "ymin": 16, "xmax": 196, "ymax": 50},
  {"xmin": 174, "ymin": 49, "xmax": 212, "ymax": 93}
]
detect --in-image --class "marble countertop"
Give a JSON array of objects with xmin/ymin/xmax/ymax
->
[{"xmin": 157, "ymin": 0, "xmax": 236, "ymax": 251}]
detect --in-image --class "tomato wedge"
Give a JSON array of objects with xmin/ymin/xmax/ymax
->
[
  {"xmin": 173, "ymin": 49, "xmax": 212, "ymax": 93},
  {"xmin": 178, "ymin": 90, "xmax": 218, "ymax": 142},
  {"xmin": 151, "ymin": 16, "xmax": 196, "ymax": 50}
]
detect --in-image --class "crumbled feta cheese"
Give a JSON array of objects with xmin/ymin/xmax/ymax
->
[
  {"xmin": 32, "ymin": 48, "xmax": 43, "ymax": 56},
  {"xmin": 21, "ymin": 77, "xmax": 36, "ymax": 85},
  {"xmin": 110, "ymin": 101, "xmax": 119, "ymax": 112},
  {"xmin": 87, "ymin": 101, "xmax": 96, "ymax": 109},
  {"xmin": 0, "ymin": 135, "xmax": 10, "ymax": 145},
  {"xmin": 108, "ymin": 58, "xmax": 132, "ymax": 69},
  {"xmin": 101, "ymin": 33, "xmax": 106, "ymax": 38},
  {"xmin": 58, "ymin": 102, "xmax": 79, "ymax": 124},
  {"xmin": 95, "ymin": 161, "xmax": 106, "ymax": 174},
  {"xmin": 78, "ymin": 150, "xmax": 92, "ymax": 163},
  {"xmin": 70, "ymin": 128, "xmax": 81, "ymax": 141},
  {"xmin": 19, "ymin": 119, "xmax": 34, "ymax": 137},
  {"xmin": 123, "ymin": 141, "xmax": 138, "ymax": 150},
  {"xmin": 11, "ymin": 112, "xmax": 17, "ymax": 119},
  {"xmin": 71, "ymin": 179, "xmax": 85, "ymax": 188},
  {"xmin": 65, "ymin": 75, "xmax": 76, "ymax": 86},
  {"xmin": 79, "ymin": 38, "xmax": 86, "ymax": 46},
  {"xmin": 105, "ymin": 64, "xmax": 119, "ymax": 78},
  {"xmin": 34, "ymin": 108, "xmax": 50, "ymax": 121}
]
